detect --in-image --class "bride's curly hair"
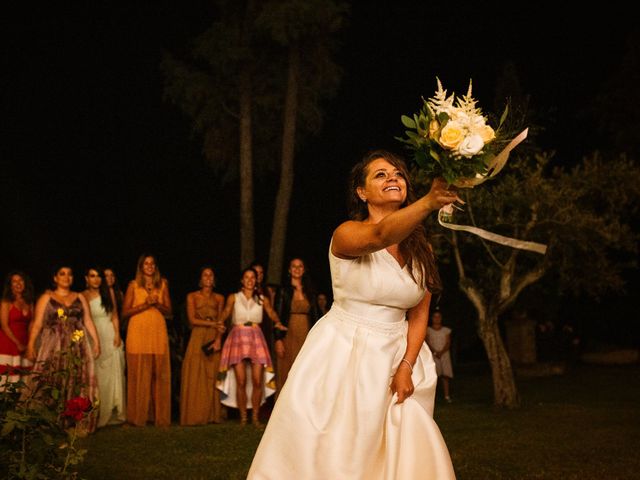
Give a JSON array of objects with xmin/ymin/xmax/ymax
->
[{"xmin": 347, "ymin": 149, "xmax": 442, "ymax": 294}]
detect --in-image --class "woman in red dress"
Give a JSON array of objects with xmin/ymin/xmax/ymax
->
[{"xmin": 0, "ymin": 271, "xmax": 35, "ymax": 389}]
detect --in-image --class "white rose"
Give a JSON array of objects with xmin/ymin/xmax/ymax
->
[
  {"xmin": 457, "ymin": 134, "xmax": 484, "ymax": 157},
  {"xmin": 470, "ymin": 114, "xmax": 486, "ymax": 129},
  {"xmin": 450, "ymin": 109, "xmax": 469, "ymax": 125}
]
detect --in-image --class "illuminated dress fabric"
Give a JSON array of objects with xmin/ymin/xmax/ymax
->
[{"xmin": 248, "ymin": 241, "xmax": 455, "ymax": 479}]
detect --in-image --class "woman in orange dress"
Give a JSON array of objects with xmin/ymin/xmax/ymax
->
[{"xmin": 122, "ymin": 254, "xmax": 172, "ymax": 427}]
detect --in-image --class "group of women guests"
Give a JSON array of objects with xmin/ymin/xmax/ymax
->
[
  {"xmin": 181, "ymin": 258, "xmax": 325, "ymax": 428},
  {"xmin": 1, "ymin": 266, "xmax": 126, "ymax": 432},
  {"xmin": 1, "ymin": 253, "xmax": 327, "ymax": 431}
]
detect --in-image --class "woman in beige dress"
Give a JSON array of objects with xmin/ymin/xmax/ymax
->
[
  {"xmin": 274, "ymin": 258, "xmax": 320, "ymax": 391},
  {"xmin": 180, "ymin": 266, "xmax": 225, "ymax": 425}
]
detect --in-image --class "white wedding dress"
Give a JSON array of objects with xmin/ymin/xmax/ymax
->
[{"xmin": 248, "ymin": 242, "xmax": 456, "ymax": 479}]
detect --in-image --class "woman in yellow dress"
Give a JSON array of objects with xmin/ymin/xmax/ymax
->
[{"xmin": 122, "ymin": 254, "xmax": 172, "ymax": 427}]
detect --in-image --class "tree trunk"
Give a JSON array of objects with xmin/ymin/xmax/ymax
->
[
  {"xmin": 267, "ymin": 44, "xmax": 300, "ymax": 285},
  {"xmin": 477, "ymin": 311, "xmax": 520, "ymax": 408},
  {"xmin": 239, "ymin": 65, "xmax": 255, "ymax": 269}
]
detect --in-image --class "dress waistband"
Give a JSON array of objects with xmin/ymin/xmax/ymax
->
[{"xmin": 330, "ymin": 304, "xmax": 406, "ymax": 336}]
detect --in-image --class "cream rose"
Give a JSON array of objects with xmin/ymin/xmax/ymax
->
[
  {"xmin": 478, "ymin": 125, "xmax": 495, "ymax": 143},
  {"xmin": 450, "ymin": 109, "xmax": 469, "ymax": 125},
  {"xmin": 439, "ymin": 121, "xmax": 465, "ymax": 149},
  {"xmin": 428, "ymin": 120, "xmax": 440, "ymax": 139},
  {"xmin": 457, "ymin": 134, "xmax": 484, "ymax": 157}
]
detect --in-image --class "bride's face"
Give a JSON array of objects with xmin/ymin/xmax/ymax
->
[{"xmin": 357, "ymin": 158, "xmax": 407, "ymax": 208}]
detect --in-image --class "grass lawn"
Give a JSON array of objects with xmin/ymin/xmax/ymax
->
[{"xmin": 79, "ymin": 364, "xmax": 640, "ymax": 479}]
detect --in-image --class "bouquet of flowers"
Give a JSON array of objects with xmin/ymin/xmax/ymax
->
[
  {"xmin": 397, "ymin": 78, "xmax": 527, "ymax": 187},
  {"xmin": 397, "ymin": 78, "xmax": 546, "ymax": 255}
]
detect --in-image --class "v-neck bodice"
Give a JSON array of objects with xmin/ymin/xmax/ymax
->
[{"xmin": 329, "ymin": 239, "xmax": 425, "ymax": 323}]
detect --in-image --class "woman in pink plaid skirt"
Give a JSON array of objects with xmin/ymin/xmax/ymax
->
[{"xmin": 217, "ymin": 267, "xmax": 286, "ymax": 427}]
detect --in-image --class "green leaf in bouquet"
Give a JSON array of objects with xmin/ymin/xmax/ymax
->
[
  {"xmin": 498, "ymin": 104, "xmax": 509, "ymax": 130},
  {"xmin": 394, "ymin": 135, "xmax": 412, "ymax": 146},
  {"xmin": 443, "ymin": 169, "xmax": 457, "ymax": 185},
  {"xmin": 416, "ymin": 115, "xmax": 430, "ymax": 138},
  {"xmin": 437, "ymin": 112, "xmax": 449, "ymax": 126},
  {"xmin": 401, "ymin": 115, "xmax": 416, "ymax": 129},
  {"xmin": 414, "ymin": 149, "xmax": 429, "ymax": 168},
  {"xmin": 429, "ymin": 149, "xmax": 440, "ymax": 162},
  {"xmin": 404, "ymin": 131, "xmax": 419, "ymax": 142}
]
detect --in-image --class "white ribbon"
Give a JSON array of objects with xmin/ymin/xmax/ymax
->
[
  {"xmin": 440, "ymin": 128, "xmax": 548, "ymax": 255},
  {"xmin": 438, "ymin": 207, "xmax": 547, "ymax": 254}
]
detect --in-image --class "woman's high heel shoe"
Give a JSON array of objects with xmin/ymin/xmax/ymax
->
[{"xmin": 252, "ymin": 412, "xmax": 264, "ymax": 429}]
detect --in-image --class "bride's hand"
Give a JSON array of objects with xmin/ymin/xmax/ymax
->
[
  {"xmin": 391, "ymin": 363, "xmax": 414, "ymax": 404},
  {"xmin": 424, "ymin": 177, "xmax": 463, "ymax": 211}
]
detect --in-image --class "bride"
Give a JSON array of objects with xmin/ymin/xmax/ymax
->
[{"xmin": 248, "ymin": 150, "xmax": 459, "ymax": 479}]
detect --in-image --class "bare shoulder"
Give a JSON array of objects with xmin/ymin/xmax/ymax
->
[
  {"xmin": 37, "ymin": 292, "xmax": 52, "ymax": 305},
  {"xmin": 331, "ymin": 220, "xmax": 360, "ymax": 255},
  {"xmin": 214, "ymin": 292, "xmax": 225, "ymax": 303},
  {"xmin": 333, "ymin": 220, "xmax": 362, "ymax": 238},
  {"xmin": 74, "ymin": 293, "xmax": 89, "ymax": 307},
  {"xmin": 332, "ymin": 219, "xmax": 379, "ymax": 259}
]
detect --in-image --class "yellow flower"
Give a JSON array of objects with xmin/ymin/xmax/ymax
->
[
  {"xmin": 478, "ymin": 125, "xmax": 496, "ymax": 143},
  {"xmin": 57, "ymin": 308, "xmax": 65, "ymax": 317},
  {"xmin": 439, "ymin": 121, "xmax": 465, "ymax": 149},
  {"xmin": 71, "ymin": 330, "xmax": 84, "ymax": 343},
  {"xmin": 428, "ymin": 120, "xmax": 440, "ymax": 139}
]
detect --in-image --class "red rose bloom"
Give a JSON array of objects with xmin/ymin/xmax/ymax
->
[{"xmin": 63, "ymin": 396, "xmax": 92, "ymax": 421}]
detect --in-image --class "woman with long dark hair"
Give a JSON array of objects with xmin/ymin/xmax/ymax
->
[
  {"xmin": 82, "ymin": 267, "xmax": 126, "ymax": 427},
  {"xmin": 121, "ymin": 253, "xmax": 172, "ymax": 427},
  {"xmin": 0, "ymin": 271, "xmax": 35, "ymax": 388},
  {"xmin": 274, "ymin": 258, "xmax": 320, "ymax": 392},
  {"xmin": 103, "ymin": 268, "xmax": 125, "ymax": 340},
  {"xmin": 249, "ymin": 150, "xmax": 458, "ymax": 478}
]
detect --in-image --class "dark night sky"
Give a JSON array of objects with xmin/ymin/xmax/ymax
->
[{"xmin": 2, "ymin": 2, "xmax": 637, "ymax": 344}]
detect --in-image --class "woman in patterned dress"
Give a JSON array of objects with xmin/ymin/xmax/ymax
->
[
  {"xmin": 26, "ymin": 265, "xmax": 101, "ymax": 432},
  {"xmin": 217, "ymin": 267, "xmax": 286, "ymax": 427}
]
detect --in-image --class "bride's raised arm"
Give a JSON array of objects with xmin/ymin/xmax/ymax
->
[{"xmin": 332, "ymin": 177, "xmax": 458, "ymax": 259}]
